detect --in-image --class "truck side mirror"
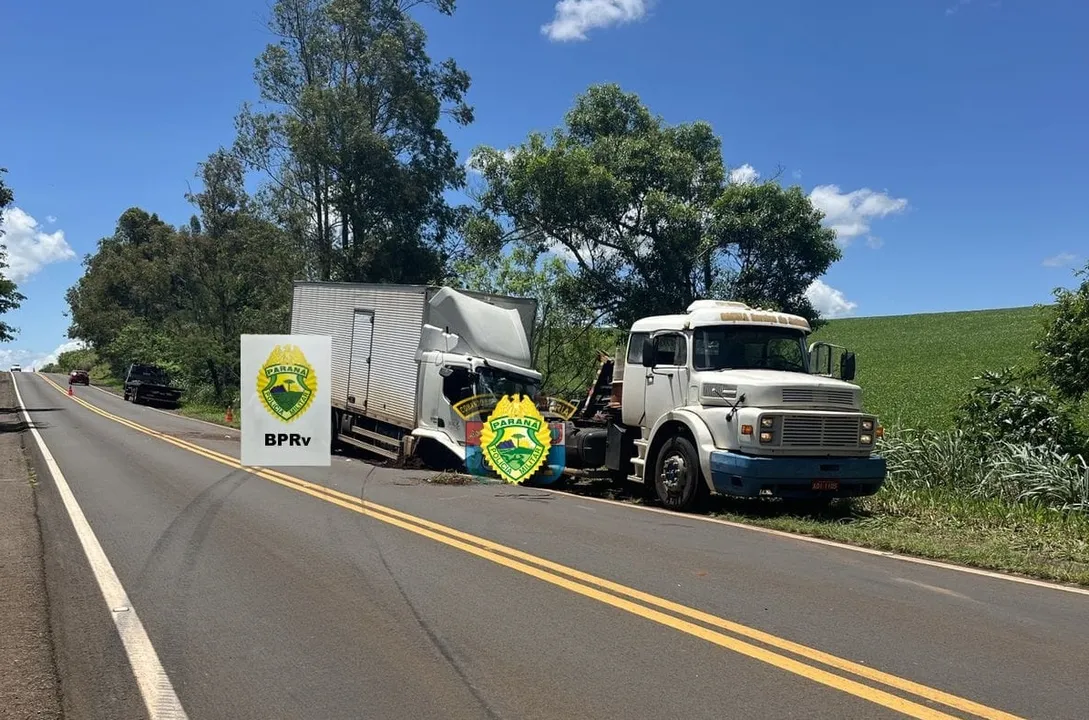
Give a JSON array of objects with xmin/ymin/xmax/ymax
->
[
  {"xmin": 641, "ymin": 338, "xmax": 656, "ymax": 368},
  {"xmin": 840, "ymin": 351, "xmax": 856, "ymax": 382}
]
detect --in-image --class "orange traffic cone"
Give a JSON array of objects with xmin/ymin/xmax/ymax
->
[
  {"xmin": 225, "ymin": 406, "xmax": 233, "ymax": 423},
  {"xmin": 67, "ymin": 384, "xmax": 73, "ymax": 396}
]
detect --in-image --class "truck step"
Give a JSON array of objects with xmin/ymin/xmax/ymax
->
[
  {"xmin": 338, "ymin": 433, "xmax": 400, "ymax": 460},
  {"xmin": 349, "ymin": 426, "xmax": 402, "ymax": 449}
]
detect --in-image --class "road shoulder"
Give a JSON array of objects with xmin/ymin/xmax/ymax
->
[{"xmin": 0, "ymin": 373, "xmax": 63, "ymax": 719}]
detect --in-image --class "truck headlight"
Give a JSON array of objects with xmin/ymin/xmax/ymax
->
[
  {"xmin": 860, "ymin": 434, "xmax": 872, "ymax": 444},
  {"xmin": 759, "ymin": 431, "xmax": 773, "ymax": 443},
  {"xmin": 760, "ymin": 417, "xmax": 774, "ymax": 429},
  {"xmin": 862, "ymin": 419, "xmax": 873, "ymax": 431}
]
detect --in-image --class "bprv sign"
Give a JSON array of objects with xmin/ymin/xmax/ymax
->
[{"xmin": 240, "ymin": 334, "xmax": 331, "ymax": 467}]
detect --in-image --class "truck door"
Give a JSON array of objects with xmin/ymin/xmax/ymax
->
[
  {"xmin": 620, "ymin": 331, "xmax": 648, "ymax": 426},
  {"xmin": 347, "ymin": 310, "xmax": 374, "ymax": 408},
  {"xmin": 643, "ymin": 332, "xmax": 689, "ymax": 424}
]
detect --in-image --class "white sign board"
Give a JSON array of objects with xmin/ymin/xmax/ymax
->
[{"xmin": 240, "ymin": 334, "xmax": 331, "ymax": 467}]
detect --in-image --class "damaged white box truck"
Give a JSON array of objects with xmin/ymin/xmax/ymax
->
[{"xmin": 289, "ymin": 282, "xmax": 542, "ymax": 467}]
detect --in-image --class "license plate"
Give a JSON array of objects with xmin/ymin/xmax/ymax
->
[{"xmin": 812, "ymin": 480, "xmax": 839, "ymax": 491}]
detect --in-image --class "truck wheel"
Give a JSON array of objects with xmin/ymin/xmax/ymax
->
[{"xmin": 653, "ymin": 435, "xmax": 708, "ymax": 513}]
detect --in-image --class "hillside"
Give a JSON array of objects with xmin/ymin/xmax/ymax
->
[{"xmin": 810, "ymin": 305, "xmax": 1050, "ymax": 430}]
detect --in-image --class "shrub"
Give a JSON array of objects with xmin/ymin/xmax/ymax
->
[
  {"xmin": 1035, "ymin": 263, "xmax": 1089, "ymax": 402},
  {"xmin": 956, "ymin": 367, "xmax": 1087, "ymax": 458}
]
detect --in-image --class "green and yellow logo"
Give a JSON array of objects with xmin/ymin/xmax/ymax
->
[
  {"xmin": 257, "ymin": 344, "xmax": 317, "ymax": 423},
  {"xmin": 480, "ymin": 394, "xmax": 553, "ymax": 484}
]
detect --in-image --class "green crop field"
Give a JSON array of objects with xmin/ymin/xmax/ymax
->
[{"xmin": 809, "ymin": 305, "xmax": 1051, "ymax": 430}]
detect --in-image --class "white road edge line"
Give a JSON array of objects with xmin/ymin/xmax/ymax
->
[
  {"xmin": 53, "ymin": 374, "xmax": 1089, "ymax": 599},
  {"xmin": 14, "ymin": 373, "xmax": 191, "ymax": 719}
]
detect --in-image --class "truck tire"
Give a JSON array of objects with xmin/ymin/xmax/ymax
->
[{"xmin": 652, "ymin": 434, "xmax": 708, "ymax": 513}]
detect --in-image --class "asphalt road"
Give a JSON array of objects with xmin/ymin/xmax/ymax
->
[{"xmin": 15, "ymin": 372, "xmax": 1089, "ymax": 720}]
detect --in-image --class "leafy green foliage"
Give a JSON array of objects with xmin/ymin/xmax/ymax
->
[
  {"xmin": 1035, "ymin": 263, "xmax": 1089, "ymax": 401},
  {"xmin": 463, "ymin": 84, "xmax": 840, "ymax": 328},
  {"xmin": 957, "ymin": 368, "xmax": 1086, "ymax": 458},
  {"xmin": 711, "ymin": 182, "xmax": 840, "ymax": 329},
  {"xmin": 235, "ymin": 0, "xmax": 471, "ymax": 284},
  {"xmin": 0, "ymin": 167, "xmax": 26, "ymax": 342}
]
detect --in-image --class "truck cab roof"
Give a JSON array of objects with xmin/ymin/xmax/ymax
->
[{"xmin": 630, "ymin": 300, "xmax": 811, "ymax": 334}]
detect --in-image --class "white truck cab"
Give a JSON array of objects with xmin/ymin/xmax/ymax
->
[{"xmin": 618, "ymin": 299, "xmax": 886, "ymax": 511}]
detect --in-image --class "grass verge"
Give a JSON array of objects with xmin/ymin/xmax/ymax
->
[{"xmin": 175, "ymin": 403, "xmax": 241, "ymax": 430}]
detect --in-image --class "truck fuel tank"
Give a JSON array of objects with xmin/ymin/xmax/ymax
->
[{"xmin": 564, "ymin": 425, "xmax": 609, "ymax": 469}]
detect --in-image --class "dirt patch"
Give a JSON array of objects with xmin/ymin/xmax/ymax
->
[
  {"xmin": 427, "ymin": 471, "xmax": 478, "ymax": 486},
  {"xmin": 0, "ymin": 374, "xmax": 64, "ymax": 719}
]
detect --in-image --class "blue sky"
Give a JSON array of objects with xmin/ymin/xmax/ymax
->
[{"xmin": 1, "ymin": 0, "xmax": 1086, "ymax": 369}]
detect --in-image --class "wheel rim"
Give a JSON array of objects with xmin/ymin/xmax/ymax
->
[{"xmin": 660, "ymin": 450, "xmax": 690, "ymax": 499}]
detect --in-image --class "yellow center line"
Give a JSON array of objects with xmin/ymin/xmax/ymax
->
[{"xmin": 38, "ymin": 374, "xmax": 1023, "ymax": 720}]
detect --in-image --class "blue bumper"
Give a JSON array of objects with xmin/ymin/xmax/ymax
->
[{"xmin": 709, "ymin": 451, "xmax": 886, "ymax": 499}]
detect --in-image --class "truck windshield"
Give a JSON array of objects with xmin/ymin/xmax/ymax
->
[
  {"xmin": 473, "ymin": 367, "xmax": 541, "ymax": 401},
  {"xmin": 692, "ymin": 327, "xmax": 809, "ymax": 373}
]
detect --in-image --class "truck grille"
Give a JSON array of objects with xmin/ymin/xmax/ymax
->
[
  {"xmin": 781, "ymin": 415, "xmax": 860, "ymax": 448},
  {"xmin": 781, "ymin": 388, "xmax": 856, "ymax": 407}
]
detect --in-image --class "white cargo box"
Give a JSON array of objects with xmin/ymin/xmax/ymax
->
[{"xmin": 290, "ymin": 282, "xmax": 538, "ymax": 429}]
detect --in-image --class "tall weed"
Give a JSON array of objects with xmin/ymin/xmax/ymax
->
[{"xmin": 878, "ymin": 428, "xmax": 1089, "ymax": 513}]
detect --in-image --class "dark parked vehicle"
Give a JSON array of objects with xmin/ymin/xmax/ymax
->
[
  {"xmin": 69, "ymin": 369, "xmax": 90, "ymax": 385},
  {"xmin": 123, "ymin": 363, "xmax": 182, "ymax": 407}
]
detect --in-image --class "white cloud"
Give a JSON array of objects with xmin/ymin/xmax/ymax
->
[
  {"xmin": 866, "ymin": 236, "xmax": 885, "ymax": 249},
  {"xmin": 808, "ymin": 185, "xmax": 908, "ymax": 246},
  {"xmin": 0, "ymin": 339, "xmax": 87, "ymax": 372},
  {"xmin": 46, "ymin": 215, "xmax": 57, "ymax": 224},
  {"xmin": 542, "ymin": 0, "xmax": 649, "ymax": 42},
  {"xmin": 792, "ymin": 169, "xmax": 803, "ymax": 181},
  {"xmin": 0, "ymin": 207, "xmax": 77, "ymax": 282},
  {"xmin": 728, "ymin": 164, "xmax": 760, "ymax": 185},
  {"xmin": 33, "ymin": 339, "xmax": 87, "ymax": 370},
  {"xmin": 806, "ymin": 280, "xmax": 857, "ymax": 319},
  {"xmin": 1042, "ymin": 252, "xmax": 1077, "ymax": 268},
  {"xmin": 0, "ymin": 347, "xmax": 40, "ymax": 370}
]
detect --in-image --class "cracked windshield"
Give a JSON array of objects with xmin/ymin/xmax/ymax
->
[{"xmin": 2, "ymin": 1, "xmax": 1087, "ymax": 719}]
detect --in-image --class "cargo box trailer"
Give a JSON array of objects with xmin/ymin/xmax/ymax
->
[{"xmin": 290, "ymin": 282, "xmax": 541, "ymax": 465}]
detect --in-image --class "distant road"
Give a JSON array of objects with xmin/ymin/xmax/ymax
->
[{"xmin": 15, "ymin": 372, "xmax": 1089, "ymax": 720}]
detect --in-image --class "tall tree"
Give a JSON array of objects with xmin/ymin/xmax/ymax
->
[
  {"xmin": 464, "ymin": 84, "xmax": 841, "ymax": 328},
  {"xmin": 174, "ymin": 150, "xmax": 294, "ymax": 403},
  {"xmin": 65, "ymin": 154, "xmax": 295, "ymax": 404},
  {"xmin": 65, "ymin": 208, "xmax": 179, "ymax": 375},
  {"xmin": 234, "ymin": 0, "xmax": 473, "ymax": 284},
  {"xmin": 0, "ymin": 168, "xmax": 26, "ymax": 342}
]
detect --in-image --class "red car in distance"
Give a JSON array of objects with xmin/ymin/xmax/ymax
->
[{"xmin": 69, "ymin": 369, "xmax": 90, "ymax": 385}]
